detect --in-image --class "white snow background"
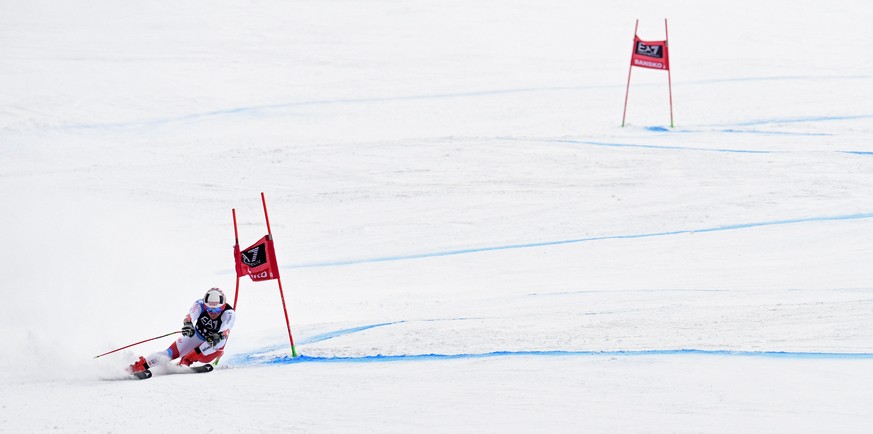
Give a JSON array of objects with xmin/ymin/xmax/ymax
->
[{"xmin": 2, "ymin": 0, "xmax": 873, "ymax": 432}]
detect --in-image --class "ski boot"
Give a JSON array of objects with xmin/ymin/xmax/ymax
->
[{"xmin": 127, "ymin": 356, "xmax": 149, "ymax": 374}]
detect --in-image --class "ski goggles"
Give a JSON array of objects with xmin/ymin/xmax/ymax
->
[{"xmin": 205, "ymin": 305, "xmax": 224, "ymax": 314}]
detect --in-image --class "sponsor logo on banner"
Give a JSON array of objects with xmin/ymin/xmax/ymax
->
[
  {"xmin": 635, "ymin": 41, "xmax": 663, "ymax": 58},
  {"xmin": 241, "ymin": 244, "xmax": 266, "ymax": 267},
  {"xmin": 633, "ymin": 58, "xmax": 665, "ymax": 69},
  {"xmin": 236, "ymin": 235, "xmax": 280, "ymax": 281},
  {"xmin": 250, "ymin": 270, "xmax": 270, "ymax": 280},
  {"xmin": 630, "ymin": 37, "xmax": 669, "ymax": 71}
]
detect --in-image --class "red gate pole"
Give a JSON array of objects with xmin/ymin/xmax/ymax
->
[
  {"xmin": 261, "ymin": 192, "xmax": 298, "ymax": 357},
  {"xmin": 621, "ymin": 19, "xmax": 639, "ymax": 127},
  {"xmin": 665, "ymin": 18, "xmax": 674, "ymax": 128},
  {"xmin": 215, "ymin": 209, "xmax": 244, "ymax": 366},
  {"xmin": 232, "ymin": 208, "xmax": 241, "ymax": 310}
]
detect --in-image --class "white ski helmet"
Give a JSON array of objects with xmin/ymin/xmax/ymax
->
[{"xmin": 203, "ymin": 287, "xmax": 226, "ymax": 314}]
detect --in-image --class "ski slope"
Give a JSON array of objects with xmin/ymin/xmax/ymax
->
[{"xmin": 2, "ymin": 0, "xmax": 873, "ymax": 432}]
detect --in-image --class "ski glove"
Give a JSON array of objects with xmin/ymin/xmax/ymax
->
[
  {"xmin": 181, "ymin": 321, "xmax": 195, "ymax": 338},
  {"xmin": 206, "ymin": 332, "xmax": 223, "ymax": 346}
]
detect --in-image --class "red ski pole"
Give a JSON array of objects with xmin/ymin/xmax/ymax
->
[{"xmin": 93, "ymin": 331, "xmax": 182, "ymax": 359}]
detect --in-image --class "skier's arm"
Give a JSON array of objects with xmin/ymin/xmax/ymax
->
[
  {"xmin": 184, "ymin": 301, "xmax": 203, "ymax": 324},
  {"xmin": 218, "ymin": 309, "xmax": 235, "ymax": 337},
  {"xmin": 197, "ymin": 308, "xmax": 234, "ymax": 355},
  {"xmin": 181, "ymin": 302, "xmax": 202, "ymax": 337}
]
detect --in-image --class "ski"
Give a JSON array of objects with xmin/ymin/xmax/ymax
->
[
  {"xmin": 132, "ymin": 370, "xmax": 152, "ymax": 380},
  {"xmin": 130, "ymin": 364, "xmax": 212, "ymax": 380},
  {"xmin": 189, "ymin": 364, "xmax": 214, "ymax": 373}
]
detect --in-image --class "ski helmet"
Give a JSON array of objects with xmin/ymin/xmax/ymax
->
[{"xmin": 203, "ymin": 287, "xmax": 226, "ymax": 314}]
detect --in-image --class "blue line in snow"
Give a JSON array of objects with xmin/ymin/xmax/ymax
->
[
  {"xmin": 684, "ymin": 75, "xmax": 873, "ymax": 85},
  {"xmin": 60, "ymin": 85, "xmax": 610, "ymax": 130},
  {"xmin": 643, "ymin": 126, "xmax": 831, "ymax": 137},
  {"xmin": 53, "ymin": 74, "xmax": 872, "ymax": 131},
  {"xmin": 554, "ymin": 138, "xmax": 774, "ymax": 154},
  {"xmin": 222, "ymin": 318, "xmax": 873, "ymax": 367},
  {"xmin": 523, "ymin": 137, "xmax": 873, "ymax": 156},
  {"xmin": 717, "ymin": 129, "xmax": 831, "ymax": 136},
  {"xmin": 728, "ymin": 114, "xmax": 873, "ymax": 127},
  {"xmin": 285, "ymin": 213, "xmax": 873, "ymax": 269},
  {"xmin": 303, "ymin": 322, "xmax": 403, "ymax": 344},
  {"xmin": 231, "ymin": 349, "xmax": 873, "ymax": 366},
  {"xmin": 227, "ymin": 322, "xmax": 404, "ymax": 359}
]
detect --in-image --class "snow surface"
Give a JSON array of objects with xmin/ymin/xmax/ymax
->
[{"xmin": 2, "ymin": 0, "xmax": 873, "ymax": 432}]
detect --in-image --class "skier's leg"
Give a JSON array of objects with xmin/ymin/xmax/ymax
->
[
  {"xmin": 179, "ymin": 336, "xmax": 228, "ymax": 366},
  {"xmin": 167, "ymin": 335, "xmax": 204, "ymax": 360},
  {"xmin": 128, "ymin": 349, "xmax": 171, "ymax": 373},
  {"xmin": 142, "ymin": 350, "xmax": 170, "ymax": 369},
  {"xmin": 180, "ymin": 347, "xmax": 224, "ymax": 365},
  {"xmin": 129, "ymin": 335, "xmax": 203, "ymax": 372}
]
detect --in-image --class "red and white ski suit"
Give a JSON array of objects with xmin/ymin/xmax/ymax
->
[{"xmin": 141, "ymin": 300, "xmax": 235, "ymax": 368}]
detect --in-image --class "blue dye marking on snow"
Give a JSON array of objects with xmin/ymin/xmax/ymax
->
[
  {"xmin": 229, "ymin": 349, "xmax": 873, "ymax": 367},
  {"xmin": 530, "ymin": 288, "xmax": 730, "ymax": 297},
  {"xmin": 684, "ymin": 75, "xmax": 873, "ymax": 85},
  {"xmin": 58, "ymin": 85, "xmax": 616, "ymax": 130},
  {"xmin": 223, "ymin": 318, "xmax": 873, "ymax": 367},
  {"xmin": 57, "ymin": 79, "xmax": 872, "ymax": 132},
  {"xmin": 285, "ymin": 213, "xmax": 873, "ymax": 269},
  {"xmin": 226, "ymin": 322, "xmax": 404, "ymax": 361},
  {"xmin": 549, "ymin": 138, "xmax": 774, "ymax": 154},
  {"xmin": 49, "ymin": 71, "xmax": 872, "ymax": 131},
  {"xmin": 632, "ymin": 126, "xmax": 829, "ymax": 137},
  {"xmin": 728, "ymin": 114, "xmax": 873, "ymax": 127},
  {"xmin": 718, "ymin": 129, "xmax": 831, "ymax": 136},
  {"xmin": 303, "ymin": 322, "xmax": 403, "ymax": 344},
  {"xmin": 842, "ymin": 151, "xmax": 873, "ymax": 156}
]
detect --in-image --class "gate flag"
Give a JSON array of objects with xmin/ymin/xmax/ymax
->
[
  {"xmin": 621, "ymin": 19, "xmax": 674, "ymax": 128},
  {"xmin": 230, "ymin": 193, "xmax": 297, "ymax": 358},
  {"xmin": 631, "ymin": 36, "xmax": 669, "ymax": 70},
  {"xmin": 235, "ymin": 234, "xmax": 280, "ymax": 281}
]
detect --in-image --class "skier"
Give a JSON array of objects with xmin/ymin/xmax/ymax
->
[{"xmin": 128, "ymin": 287, "xmax": 235, "ymax": 374}]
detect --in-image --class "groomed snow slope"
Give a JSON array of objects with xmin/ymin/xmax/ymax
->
[{"xmin": 1, "ymin": 0, "xmax": 873, "ymax": 432}]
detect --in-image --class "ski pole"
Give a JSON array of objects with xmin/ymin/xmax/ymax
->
[{"xmin": 93, "ymin": 331, "xmax": 182, "ymax": 359}]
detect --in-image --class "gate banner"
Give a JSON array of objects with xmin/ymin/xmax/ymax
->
[
  {"xmin": 236, "ymin": 235, "xmax": 280, "ymax": 281},
  {"xmin": 631, "ymin": 36, "xmax": 669, "ymax": 70}
]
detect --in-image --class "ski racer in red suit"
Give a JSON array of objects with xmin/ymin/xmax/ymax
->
[{"xmin": 128, "ymin": 288, "xmax": 235, "ymax": 373}]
